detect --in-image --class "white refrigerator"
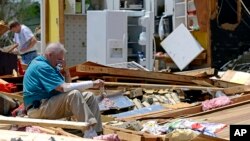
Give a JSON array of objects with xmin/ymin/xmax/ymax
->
[{"xmin": 87, "ymin": 10, "xmax": 154, "ymax": 70}]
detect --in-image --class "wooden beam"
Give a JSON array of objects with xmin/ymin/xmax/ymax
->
[
  {"xmin": 174, "ymin": 67, "xmax": 216, "ymax": 76},
  {"xmin": 0, "ymin": 91, "xmax": 23, "ymax": 102},
  {"xmin": 0, "ymin": 129, "xmax": 96, "ymax": 141},
  {"xmin": 102, "ymin": 76, "xmax": 193, "ymax": 85},
  {"xmin": 76, "ymin": 64, "xmax": 202, "ymax": 84},
  {"xmin": 213, "ymin": 79, "xmax": 241, "ymax": 88},
  {"xmin": 0, "ymin": 116, "xmax": 89, "ymax": 130},
  {"xmin": 191, "ymin": 80, "xmax": 215, "ymax": 87},
  {"xmin": 47, "ymin": 127, "xmax": 82, "ymax": 138},
  {"xmin": 224, "ymin": 85, "xmax": 250, "ymax": 94},
  {"xmin": 104, "ymin": 82, "xmax": 224, "ymax": 91}
]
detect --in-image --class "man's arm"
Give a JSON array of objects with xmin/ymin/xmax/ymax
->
[
  {"xmin": 62, "ymin": 68, "xmax": 71, "ymax": 83},
  {"xmin": 20, "ymin": 36, "xmax": 37, "ymax": 52},
  {"xmin": 54, "ymin": 79, "xmax": 104, "ymax": 93}
]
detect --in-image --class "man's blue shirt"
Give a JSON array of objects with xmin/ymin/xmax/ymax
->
[{"xmin": 23, "ymin": 56, "xmax": 65, "ymax": 106}]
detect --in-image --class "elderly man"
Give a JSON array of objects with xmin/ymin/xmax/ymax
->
[
  {"xmin": 23, "ymin": 42, "xmax": 103, "ymax": 137},
  {"xmin": 8, "ymin": 20, "xmax": 37, "ymax": 64}
]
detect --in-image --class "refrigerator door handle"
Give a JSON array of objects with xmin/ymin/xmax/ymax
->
[{"xmin": 123, "ymin": 33, "xmax": 127, "ymax": 60}]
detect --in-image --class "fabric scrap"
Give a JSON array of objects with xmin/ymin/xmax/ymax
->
[
  {"xmin": 202, "ymin": 96, "xmax": 231, "ymax": 111},
  {"xmin": 93, "ymin": 134, "xmax": 120, "ymax": 141}
]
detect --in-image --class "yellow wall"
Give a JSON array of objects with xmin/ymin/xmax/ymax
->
[
  {"xmin": 192, "ymin": 31, "xmax": 209, "ymax": 50},
  {"xmin": 46, "ymin": 0, "xmax": 60, "ymax": 43}
]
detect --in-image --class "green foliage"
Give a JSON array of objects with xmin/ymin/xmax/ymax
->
[
  {"xmin": 0, "ymin": 0, "xmax": 40, "ymax": 48},
  {"xmin": 0, "ymin": 0, "xmax": 40, "ymax": 23},
  {"xmin": 18, "ymin": 1, "xmax": 40, "ymax": 23}
]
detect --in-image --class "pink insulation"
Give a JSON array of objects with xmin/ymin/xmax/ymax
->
[{"xmin": 202, "ymin": 96, "xmax": 231, "ymax": 111}]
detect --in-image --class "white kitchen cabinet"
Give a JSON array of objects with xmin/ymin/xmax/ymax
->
[
  {"xmin": 173, "ymin": 0, "xmax": 198, "ymax": 30},
  {"xmin": 173, "ymin": 0, "xmax": 187, "ymax": 29},
  {"xmin": 105, "ymin": 0, "xmax": 151, "ymax": 11},
  {"xmin": 64, "ymin": 0, "xmax": 107, "ymax": 15}
]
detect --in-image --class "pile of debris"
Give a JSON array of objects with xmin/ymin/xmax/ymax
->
[{"xmin": 0, "ymin": 61, "xmax": 250, "ymax": 141}]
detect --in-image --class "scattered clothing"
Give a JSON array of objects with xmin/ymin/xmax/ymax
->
[
  {"xmin": 164, "ymin": 119, "xmax": 227, "ymax": 137},
  {"xmin": 93, "ymin": 134, "xmax": 120, "ymax": 141},
  {"xmin": 25, "ymin": 126, "xmax": 42, "ymax": 133},
  {"xmin": 141, "ymin": 119, "xmax": 227, "ymax": 137},
  {"xmin": 141, "ymin": 120, "xmax": 163, "ymax": 135},
  {"xmin": 202, "ymin": 96, "xmax": 231, "ymax": 111}
]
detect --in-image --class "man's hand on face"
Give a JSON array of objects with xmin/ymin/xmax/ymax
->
[{"xmin": 56, "ymin": 59, "xmax": 67, "ymax": 70}]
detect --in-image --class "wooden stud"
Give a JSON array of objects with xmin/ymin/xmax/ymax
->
[
  {"xmin": 104, "ymin": 82, "xmax": 224, "ymax": 91},
  {"xmin": 0, "ymin": 116, "xmax": 89, "ymax": 131},
  {"xmin": 0, "ymin": 129, "xmax": 94, "ymax": 141},
  {"xmin": 224, "ymin": 85, "xmax": 250, "ymax": 95},
  {"xmin": 174, "ymin": 67, "xmax": 215, "ymax": 76},
  {"xmin": 213, "ymin": 80, "xmax": 241, "ymax": 88},
  {"xmin": 0, "ymin": 91, "xmax": 23, "ymax": 102},
  {"xmin": 76, "ymin": 64, "xmax": 201, "ymax": 84}
]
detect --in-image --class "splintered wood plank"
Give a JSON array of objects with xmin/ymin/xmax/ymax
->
[
  {"xmin": 0, "ymin": 129, "xmax": 98, "ymax": 141},
  {"xmin": 174, "ymin": 67, "xmax": 215, "ymax": 76},
  {"xmin": 0, "ymin": 116, "xmax": 89, "ymax": 130},
  {"xmin": 117, "ymin": 131, "xmax": 142, "ymax": 141},
  {"xmin": 191, "ymin": 80, "xmax": 214, "ymax": 87},
  {"xmin": 224, "ymin": 85, "xmax": 250, "ymax": 94},
  {"xmin": 102, "ymin": 76, "xmax": 193, "ymax": 85},
  {"xmin": 104, "ymin": 82, "xmax": 223, "ymax": 91},
  {"xmin": 0, "ymin": 91, "xmax": 23, "ymax": 102},
  {"xmin": 213, "ymin": 80, "xmax": 241, "ymax": 88},
  {"xmin": 103, "ymin": 128, "xmax": 116, "ymax": 135},
  {"xmin": 76, "ymin": 64, "xmax": 199, "ymax": 84}
]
